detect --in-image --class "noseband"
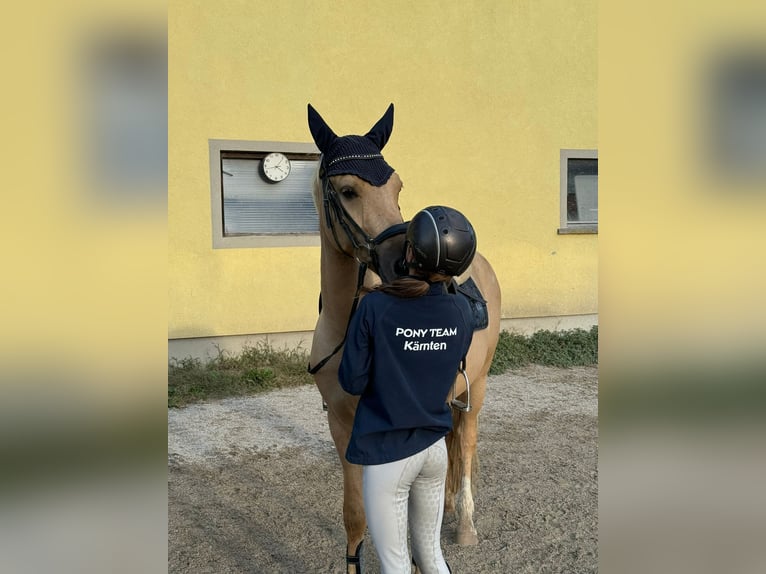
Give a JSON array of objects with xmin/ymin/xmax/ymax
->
[{"xmin": 308, "ymin": 160, "xmax": 408, "ymax": 375}]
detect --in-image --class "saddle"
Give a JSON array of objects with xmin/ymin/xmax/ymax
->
[{"xmin": 449, "ymin": 276, "xmax": 489, "ymax": 332}]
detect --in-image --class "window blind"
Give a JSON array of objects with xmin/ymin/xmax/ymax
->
[{"xmin": 222, "ymin": 158, "xmax": 319, "ymax": 235}]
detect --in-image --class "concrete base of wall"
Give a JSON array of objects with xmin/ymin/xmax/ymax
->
[
  {"xmin": 499, "ymin": 313, "xmax": 598, "ymax": 336},
  {"xmin": 168, "ymin": 331, "xmax": 315, "ymax": 361},
  {"xmin": 168, "ymin": 314, "xmax": 598, "ymax": 362}
]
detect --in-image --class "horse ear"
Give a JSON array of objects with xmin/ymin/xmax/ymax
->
[
  {"xmin": 364, "ymin": 103, "xmax": 394, "ymax": 150},
  {"xmin": 307, "ymin": 104, "xmax": 337, "ymax": 153}
]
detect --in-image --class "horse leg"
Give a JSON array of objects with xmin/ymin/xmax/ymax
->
[
  {"xmin": 340, "ymin": 459, "xmax": 366, "ymax": 573},
  {"xmin": 453, "ymin": 407, "xmax": 481, "ymax": 546},
  {"xmin": 326, "ymin": 406, "xmax": 367, "ymax": 573}
]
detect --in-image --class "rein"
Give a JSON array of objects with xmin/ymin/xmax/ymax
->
[
  {"xmin": 308, "ymin": 161, "xmax": 408, "ymax": 375},
  {"xmin": 307, "ymin": 261, "xmax": 367, "ymax": 375}
]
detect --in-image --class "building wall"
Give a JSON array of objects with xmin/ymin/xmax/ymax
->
[{"xmin": 169, "ymin": 1, "xmax": 597, "ymax": 348}]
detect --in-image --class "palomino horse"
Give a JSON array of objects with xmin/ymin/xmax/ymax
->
[{"xmin": 307, "ymin": 104, "xmax": 501, "ymax": 573}]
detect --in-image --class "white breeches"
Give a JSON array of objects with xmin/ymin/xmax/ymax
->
[{"xmin": 362, "ymin": 438, "xmax": 451, "ymax": 574}]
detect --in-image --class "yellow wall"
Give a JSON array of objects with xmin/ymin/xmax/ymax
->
[{"xmin": 169, "ymin": 0, "xmax": 597, "ymax": 339}]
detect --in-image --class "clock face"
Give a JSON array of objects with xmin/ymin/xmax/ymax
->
[{"xmin": 262, "ymin": 152, "xmax": 291, "ymax": 182}]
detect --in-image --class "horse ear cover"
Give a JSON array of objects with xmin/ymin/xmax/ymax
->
[
  {"xmin": 406, "ymin": 206, "xmax": 477, "ymax": 277},
  {"xmin": 307, "ymin": 103, "xmax": 395, "ymax": 186},
  {"xmin": 307, "ymin": 104, "xmax": 338, "ymax": 152},
  {"xmin": 364, "ymin": 103, "xmax": 394, "ymax": 150}
]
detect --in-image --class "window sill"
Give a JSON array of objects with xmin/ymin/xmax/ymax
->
[
  {"xmin": 557, "ymin": 225, "xmax": 598, "ymax": 235},
  {"xmin": 214, "ymin": 234, "xmax": 321, "ymax": 249}
]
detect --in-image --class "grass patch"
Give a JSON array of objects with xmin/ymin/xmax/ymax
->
[
  {"xmin": 168, "ymin": 343, "xmax": 312, "ymax": 408},
  {"xmin": 168, "ymin": 327, "xmax": 598, "ymax": 407},
  {"xmin": 489, "ymin": 326, "xmax": 598, "ymax": 374}
]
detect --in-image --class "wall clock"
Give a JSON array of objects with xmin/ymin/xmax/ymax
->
[{"xmin": 261, "ymin": 152, "xmax": 291, "ymax": 182}]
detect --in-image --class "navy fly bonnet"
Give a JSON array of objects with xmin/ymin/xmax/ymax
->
[{"xmin": 307, "ymin": 103, "xmax": 395, "ymax": 186}]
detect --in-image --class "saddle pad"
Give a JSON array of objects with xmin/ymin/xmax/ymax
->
[{"xmin": 452, "ymin": 276, "xmax": 489, "ymax": 331}]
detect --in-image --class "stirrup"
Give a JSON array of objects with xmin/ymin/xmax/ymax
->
[
  {"xmin": 450, "ymin": 365, "xmax": 471, "ymax": 412},
  {"xmin": 345, "ymin": 541, "xmax": 363, "ymax": 573}
]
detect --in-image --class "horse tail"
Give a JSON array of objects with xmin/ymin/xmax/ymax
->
[
  {"xmin": 445, "ymin": 417, "xmax": 461, "ymax": 506},
  {"xmin": 445, "ymin": 408, "xmax": 479, "ymax": 504}
]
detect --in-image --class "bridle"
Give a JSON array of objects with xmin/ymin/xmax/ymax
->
[
  {"xmin": 308, "ymin": 158, "xmax": 408, "ymax": 374},
  {"xmin": 319, "ymin": 160, "xmax": 408, "ymax": 272}
]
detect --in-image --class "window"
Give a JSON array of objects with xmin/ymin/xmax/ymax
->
[
  {"xmin": 559, "ymin": 149, "xmax": 598, "ymax": 234},
  {"xmin": 707, "ymin": 50, "xmax": 766, "ymax": 182},
  {"xmin": 209, "ymin": 140, "xmax": 321, "ymax": 248}
]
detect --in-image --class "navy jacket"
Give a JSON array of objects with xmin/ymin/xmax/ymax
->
[{"xmin": 339, "ymin": 282, "xmax": 474, "ymax": 465}]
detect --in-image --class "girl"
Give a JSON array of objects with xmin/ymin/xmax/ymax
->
[{"xmin": 339, "ymin": 205, "xmax": 477, "ymax": 574}]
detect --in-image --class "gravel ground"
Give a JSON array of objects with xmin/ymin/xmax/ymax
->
[{"xmin": 168, "ymin": 365, "xmax": 598, "ymax": 573}]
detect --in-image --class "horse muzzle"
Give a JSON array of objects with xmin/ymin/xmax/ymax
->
[{"xmin": 368, "ymin": 222, "xmax": 408, "ymax": 283}]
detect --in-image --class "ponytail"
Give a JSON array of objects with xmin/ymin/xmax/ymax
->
[{"xmin": 375, "ymin": 272, "xmax": 452, "ymax": 298}]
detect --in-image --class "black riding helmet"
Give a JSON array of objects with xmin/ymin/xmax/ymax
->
[{"xmin": 406, "ymin": 206, "xmax": 477, "ymax": 277}]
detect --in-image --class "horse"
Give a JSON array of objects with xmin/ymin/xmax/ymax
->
[{"xmin": 306, "ymin": 103, "xmax": 501, "ymax": 573}]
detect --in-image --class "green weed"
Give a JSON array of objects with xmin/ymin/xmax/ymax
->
[
  {"xmin": 489, "ymin": 326, "xmax": 598, "ymax": 374},
  {"xmin": 168, "ymin": 342, "xmax": 312, "ymax": 408}
]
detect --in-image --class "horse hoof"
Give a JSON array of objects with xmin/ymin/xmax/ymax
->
[{"xmin": 456, "ymin": 529, "xmax": 479, "ymax": 546}]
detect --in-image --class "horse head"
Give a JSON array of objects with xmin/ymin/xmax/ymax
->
[{"xmin": 308, "ymin": 103, "xmax": 407, "ymax": 283}]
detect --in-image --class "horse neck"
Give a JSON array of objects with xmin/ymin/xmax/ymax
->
[{"xmin": 319, "ymin": 242, "xmax": 363, "ymax": 331}]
